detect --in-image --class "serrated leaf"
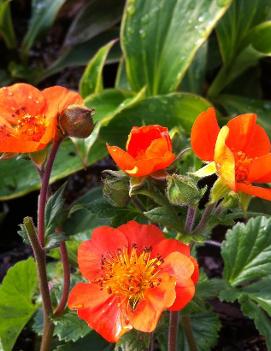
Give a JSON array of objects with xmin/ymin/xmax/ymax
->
[
  {"xmin": 79, "ymin": 40, "xmax": 116, "ymax": 98},
  {"xmin": 144, "ymin": 206, "xmax": 182, "ymax": 232},
  {"xmin": 45, "ymin": 182, "xmax": 67, "ymax": 236},
  {"xmin": 0, "ymin": 258, "xmax": 38, "ymax": 351},
  {"xmin": 53, "ymin": 312, "xmax": 90, "ymax": 342},
  {"xmin": 115, "ymin": 330, "xmax": 149, "ymax": 351},
  {"xmin": 240, "ymin": 296, "xmax": 271, "ymax": 349},
  {"xmin": 179, "ymin": 312, "xmax": 221, "ymax": 351},
  {"xmin": 221, "ymin": 216, "xmax": 271, "ymax": 286},
  {"xmin": 122, "ymin": 0, "xmax": 232, "ymax": 95},
  {"xmin": 54, "ymin": 331, "xmax": 110, "ymax": 351}
]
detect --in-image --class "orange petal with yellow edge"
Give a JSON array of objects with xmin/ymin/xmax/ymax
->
[
  {"xmin": 214, "ymin": 126, "xmax": 236, "ymax": 191},
  {"xmin": 236, "ymin": 183, "xmax": 271, "ymax": 201},
  {"xmin": 248, "ymin": 154, "xmax": 271, "ymax": 183},
  {"xmin": 191, "ymin": 107, "xmax": 220, "ymax": 161},
  {"xmin": 107, "ymin": 144, "xmax": 136, "ymax": 173},
  {"xmin": 68, "ymin": 283, "xmax": 131, "ymax": 342},
  {"xmin": 129, "ymin": 273, "xmax": 176, "ymax": 332}
]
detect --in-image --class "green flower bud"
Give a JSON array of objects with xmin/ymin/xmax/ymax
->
[
  {"xmin": 59, "ymin": 104, "xmax": 95, "ymax": 138},
  {"xmin": 103, "ymin": 171, "xmax": 130, "ymax": 207},
  {"xmin": 166, "ymin": 174, "xmax": 204, "ymax": 207}
]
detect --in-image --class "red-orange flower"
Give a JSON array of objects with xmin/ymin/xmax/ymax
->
[
  {"xmin": 68, "ymin": 221, "xmax": 198, "ymax": 342},
  {"xmin": 191, "ymin": 107, "xmax": 271, "ymax": 200},
  {"xmin": 107, "ymin": 125, "xmax": 175, "ymax": 177},
  {"xmin": 0, "ymin": 83, "xmax": 83, "ymax": 153}
]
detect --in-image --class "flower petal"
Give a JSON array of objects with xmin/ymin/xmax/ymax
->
[
  {"xmin": 244, "ymin": 124, "xmax": 270, "ymax": 157},
  {"xmin": 152, "ymin": 238, "xmax": 190, "ymax": 258},
  {"xmin": 214, "ymin": 126, "xmax": 236, "ymax": 190},
  {"xmin": 68, "ymin": 283, "xmax": 131, "ymax": 342},
  {"xmin": 226, "ymin": 113, "xmax": 258, "ymax": 154},
  {"xmin": 126, "ymin": 125, "xmax": 171, "ymax": 158},
  {"xmin": 107, "ymin": 144, "xmax": 136, "ymax": 173},
  {"xmin": 248, "ymin": 153, "xmax": 271, "ymax": 183},
  {"xmin": 161, "ymin": 252, "xmax": 195, "ymax": 281},
  {"xmin": 191, "ymin": 107, "xmax": 220, "ymax": 161},
  {"xmin": 117, "ymin": 221, "xmax": 165, "ymax": 252},
  {"xmin": 78, "ymin": 226, "xmax": 127, "ymax": 281},
  {"xmin": 168, "ymin": 277, "xmax": 195, "ymax": 311},
  {"xmin": 129, "ymin": 273, "xmax": 176, "ymax": 332},
  {"xmin": 236, "ymin": 183, "xmax": 271, "ymax": 201}
]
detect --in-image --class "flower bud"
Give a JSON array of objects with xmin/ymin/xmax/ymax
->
[
  {"xmin": 59, "ymin": 104, "xmax": 95, "ymax": 138},
  {"xmin": 166, "ymin": 174, "xmax": 205, "ymax": 207},
  {"xmin": 103, "ymin": 171, "xmax": 130, "ymax": 207}
]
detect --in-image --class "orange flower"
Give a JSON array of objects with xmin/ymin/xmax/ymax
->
[
  {"xmin": 107, "ymin": 125, "xmax": 175, "ymax": 177},
  {"xmin": 68, "ymin": 221, "xmax": 198, "ymax": 342},
  {"xmin": 0, "ymin": 83, "xmax": 83, "ymax": 153},
  {"xmin": 191, "ymin": 107, "xmax": 271, "ymax": 201}
]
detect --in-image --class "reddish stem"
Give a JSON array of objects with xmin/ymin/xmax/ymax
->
[{"xmin": 37, "ymin": 139, "xmax": 61, "ymax": 246}]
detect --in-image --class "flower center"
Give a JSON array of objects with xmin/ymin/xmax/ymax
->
[
  {"xmin": 97, "ymin": 245, "xmax": 163, "ymax": 310},
  {"xmin": 235, "ymin": 151, "xmax": 252, "ymax": 182},
  {"xmin": 8, "ymin": 108, "xmax": 46, "ymax": 142}
]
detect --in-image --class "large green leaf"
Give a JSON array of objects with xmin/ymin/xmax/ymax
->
[
  {"xmin": 21, "ymin": 0, "xmax": 66, "ymax": 57},
  {"xmin": 0, "ymin": 0, "xmax": 16, "ymax": 49},
  {"xmin": 221, "ymin": 216, "xmax": 271, "ymax": 287},
  {"xmin": 209, "ymin": 0, "xmax": 271, "ymax": 96},
  {"xmin": 216, "ymin": 94, "xmax": 271, "ymax": 133},
  {"xmin": 121, "ymin": 0, "xmax": 232, "ymax": 95},
  {"xmin": 100, "ymin": 93, "xmax": 211, "ymax": 146},
  {"xmin": 0, "ymin": 258, "xmax": 38, "ymax": 351},
  {"xmin": 54, "ymin": 331, "xmax": 110, "ymax": 351},
  {"xmin": 64, "ymin": 0, "xmax": 125, "ymax": 46},
  {"xmin": 0, "ymin": 139, "xmax": 106, "ymax": 200},
  {"xmin": 79, "ymin": 40, "xmax": 116, "ymax": 98}
]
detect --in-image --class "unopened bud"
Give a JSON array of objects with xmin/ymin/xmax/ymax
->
[
  {"xmin": 59, "ymin": 104, "xmax": 95, "ymax": 138},
  {"xmin": 166, "ymin": 174, "xmax": 205, "ymax": 207},
  {"xmin": 103, "ymin": 171, "xmax": 130, "ymax": 207}
]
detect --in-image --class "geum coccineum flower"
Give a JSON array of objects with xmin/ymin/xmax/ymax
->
[
  {"xmin": 191, "ymin": 107, "xmax": 271, "ymax": 200},
  {"xmin": 0, "ymin": 83, "xmax": 83, "ymax": 153},
  {"xmin": 68, "ymin": 221, "xmax": 198, "ymax": 342},
  {"xmin": 107, "ymin": 125, "xmax": 175, "ymax": 177}
]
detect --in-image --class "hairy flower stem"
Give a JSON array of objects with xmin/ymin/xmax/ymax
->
[
  {"xmin": 168, "ymin": 311, "xmax": 179, "ymax": 351},
  {"xmin": 148, "ymin": 332, "xmax": 155, "ymax": 351},
  {"xmin": 185, "ymin": 207, "xmax": 196, "ymax": 233},
  {"xmin": 181, "ymin": 315, "xmax": 197, "ymax": 351},
  {"xmin": 37, "ymin": 139, "xmax": 61, "ymax": 247},
  {"xmin": 23, "ymin": 217, "xmax": 53, "ymax": 351},
  {"xmin": 193, "ymin": 204, "xmax": 215, "ymax": 235},
  {"xmin": 35, "ymin": 139, "xmax": 63, "ymax": 350}
]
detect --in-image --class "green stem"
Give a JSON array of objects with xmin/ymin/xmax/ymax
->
[
  {"xmin": 181, "ymin": 315, "xmax": 197, "ymax": 351},
  {"xmin": 207, "ymin": 65, "xmax": 229, "ymax": 98},
  {"xmin": 23, "ymin": 217, "xmax": 54, "ymax": 351},
  {"xmin": 185, "ymin": 207, "xmax": 196, "ymax": 233},
  {"xmin": 168, "ymin": 311, "xmax": 179, "ymax": 351},
  {"xmin": 193, "ymin": 204, "xmax": 215, "ymax": 235}
]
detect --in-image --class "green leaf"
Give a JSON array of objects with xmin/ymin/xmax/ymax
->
[
  {"xmin": 247, "ymin": 21, "xmax": 271, "ymax": 54},
  {"xmin": 221, "ymin": 216, "xmax": 271, "ymax": 286},
  {"xmin": 144, "ymin": 206, "xmax": 182, "ymax": 232},
  {"xmin": 121, "ymin": 0, "xmax": 232, "ymax": 95},
  {"xmin": 216, "ymin": 94, "xmax": 271, "ymax": 135},
  {"xmin": 100, "ymin": 93, "xmax": 211, "ymax": 146},
  {"xmin": 21, "ymin": 0, "xmax": 66, "ymax": 57},
  {"xmin": 0, "ymin": 0, "xmax": 16, "ymax": 49},
  {"xmin": 240, "ymin": 296, "xmax": 271, "ymax": 349},
  {"xmin": 64, "ymin": 0, "xmax": 125, "ymax": 46},
  {"xmin": 45, "ymin": 182, "xmax": 67, "ymax": 236},
  {"xmin": 79, "ymin": 40, "xmax": 116, "ymax": 98},
  {"xmin": 115, "ymin": 330, "xmax": 149, "ymax": 351},
  {"xmin": 178, "ymin": 312, "xmax": 221, "ymax": 351},
  {"xmin": 115, "ymin": 58, "xmax": 130, "ymax": 90},
  {"xmin": 0, "ymin": 258, "xmax": 38, "ymax": 351},
  {"xmin": 0, "ymin": 139, "xmax": 106, "ymax": 200},
  {"xmin": 54, "ymin": 331, "xmax": 110, "ymax": 351},
  {"xmin": 53, "ymin": 311, "xmax": 90, "ymax": 342}
]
